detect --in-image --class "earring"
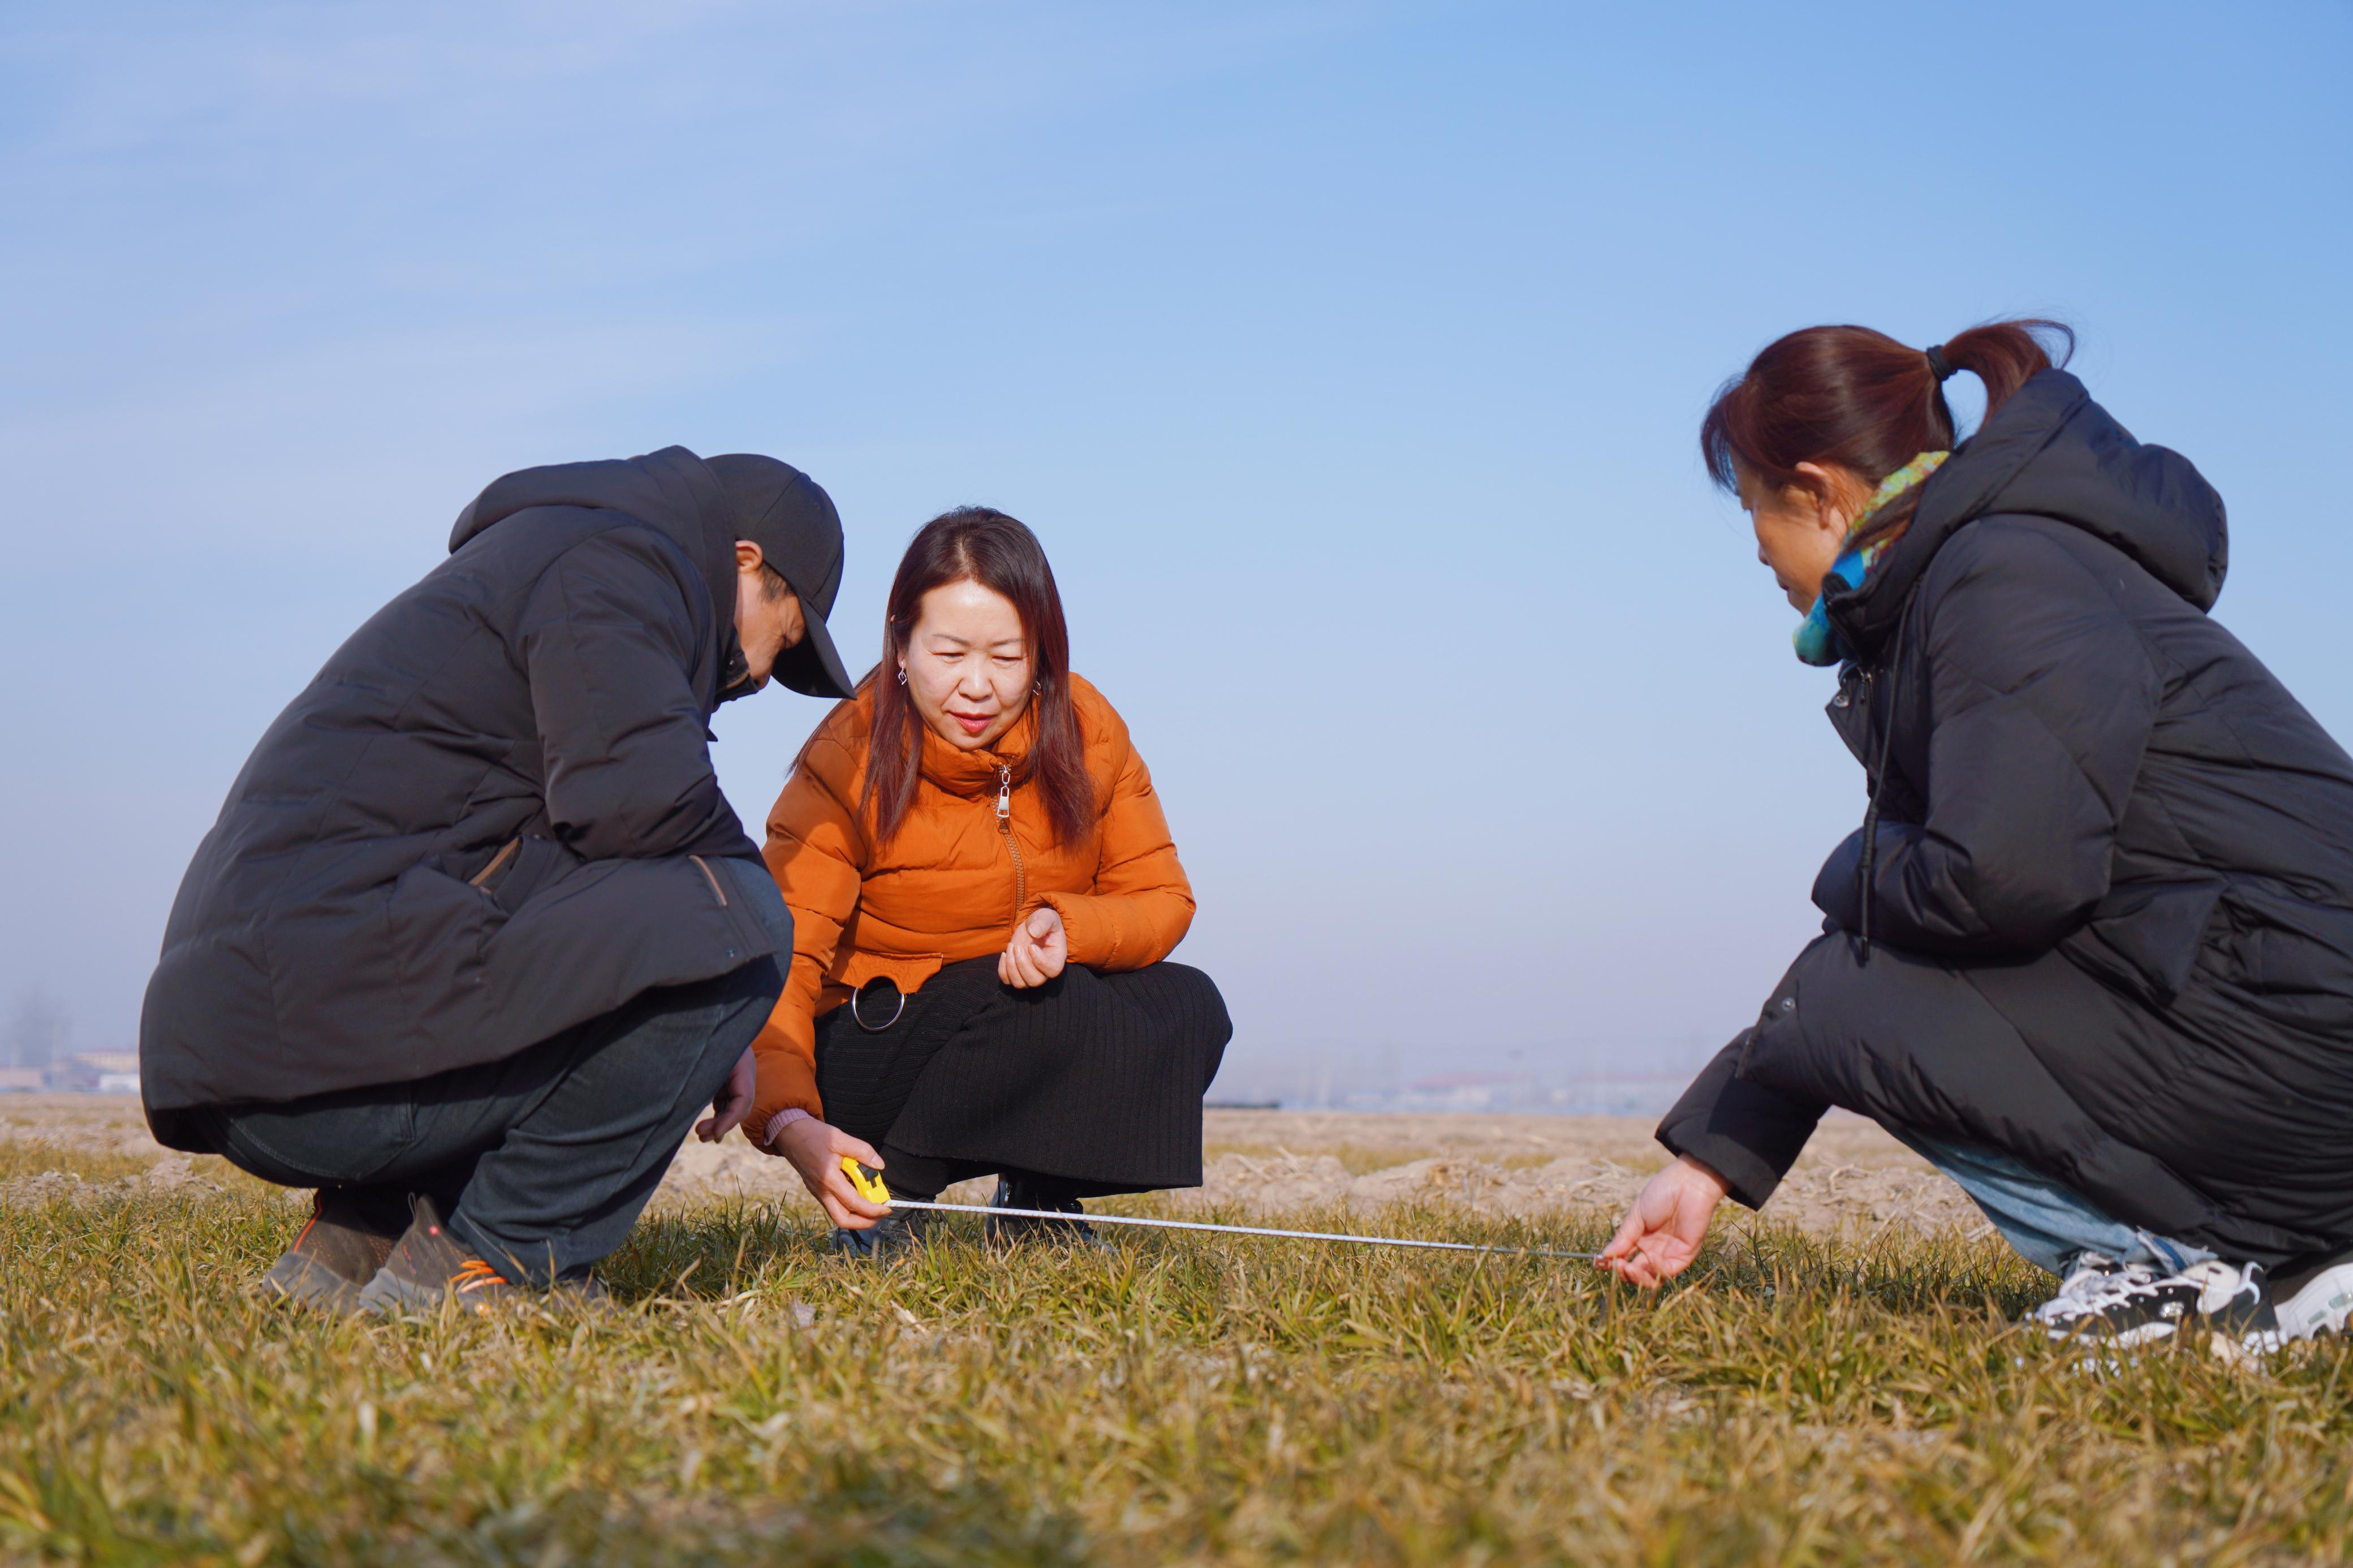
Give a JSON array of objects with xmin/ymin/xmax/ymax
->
[
  {"xmin": 1033, "ymin": 680, "xmax": 1042, "ymax": 695},
  {"xmin": 895, "ymin": 667, "xmax": 907, "ymax": 685}
]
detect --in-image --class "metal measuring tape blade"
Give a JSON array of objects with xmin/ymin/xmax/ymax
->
[{"xmin": 842, "ymin": 1157, "xmax": 1600, "ymax": 1262}]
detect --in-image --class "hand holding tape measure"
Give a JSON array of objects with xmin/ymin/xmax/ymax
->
[{"xmin": 842, "ymin": 1157, "xmax": 893, "ymax": 1206}]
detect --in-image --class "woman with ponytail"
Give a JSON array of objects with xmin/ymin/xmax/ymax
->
[
  {"xmin": 743, "ymin": 507, "xmax": 1230, "ymax": 1254},
  {"xmin": 1601, "ymin": 322, "xmax": 2353, "ymax": 1351}
]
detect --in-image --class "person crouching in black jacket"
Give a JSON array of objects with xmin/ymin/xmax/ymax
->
[
  {"xmin": 1600, "ymin": 321, "xmax": 2353, "ymax": 1354},
  {"xmin": 140, "ymin": 448, "xmax": 858, "ymax": 1314}
]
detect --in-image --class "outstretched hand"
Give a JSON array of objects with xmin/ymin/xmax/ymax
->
[
  {"xmin": 768, "ymin": 1115, "xmax": 893, "ymax": 1229},
  {"xmin": 695, "ymin": 1047, "xmax": 758, "ymax": 1143},
  {"xmin": 1597, "ymin": 1155, "xmax": 1730, "ymax": 1288},
  {"xmin": 999, "ymin": 905, "xmax": 1067, "ymax": 988}
]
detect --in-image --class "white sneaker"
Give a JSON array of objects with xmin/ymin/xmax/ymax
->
[{"xmin": 2275, "ymin": 1254, "xmax": 2353, "ymax": 1342}]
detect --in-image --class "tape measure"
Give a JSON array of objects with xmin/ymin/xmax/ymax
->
[
  {"xmin": 842, "ymin": 1157, "xmax": 892, "ymax": 1206},
  {"xmin": 837, "ymin": 1155, "xmax": 1597, "ymax": 1261}
]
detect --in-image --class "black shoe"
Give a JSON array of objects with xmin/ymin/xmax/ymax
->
[
  {"xmin": 262, "ymin": 1189, "xmax": 404, "ymax": 1316},
  {"xmin": 355, "ymin": 1196, "xmax": 522, "ymax": 1317},
  {"xmin": 985, "ymin": 1176, "xmax": 1105, "ymax": 1249},
  {"xmin": 830, "ymin": 1208, "xmax": 932, "ymax": 1260},
  {"xmin": 2031, "ymin": 1252, "xmax": 2278, "ymax": 1352},
  {"xmin": 2179, "ymin": 1259, "xmax": 2280, "ymax": 1351}
]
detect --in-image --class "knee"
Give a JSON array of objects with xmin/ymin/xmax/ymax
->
[
  {"xmin": 661, "ymin": 956, "xmax": 784, "ymax": 1091},
  {"xmin": 1154, "ymin": 963, "xmax": 1233, "ymax": 1043},
  {"xmin": 739, "ymin": 952, "xmax": 786, "ymax": 1009},
  {"xmin": 715, "ymin": 956, "xmax": 783, "ymax": 1040}
]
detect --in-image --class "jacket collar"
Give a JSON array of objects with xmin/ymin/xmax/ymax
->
[
  {"xmin": 1824, "ymin": 371, "xmax": 2092, "ymax": 664},
  {"xmin": 916, "ymin": 703, "xmax": 1040, "ymax": 796}
]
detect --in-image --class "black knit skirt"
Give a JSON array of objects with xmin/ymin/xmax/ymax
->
[{"xmin": 813, "ymin": 957, "xmax": 1231, "ymax": 1197}]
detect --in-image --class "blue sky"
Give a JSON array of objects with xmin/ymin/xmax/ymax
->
[{"xmin": 4, "ymin": 1, "xmax": 2350, "ymax": 1094}]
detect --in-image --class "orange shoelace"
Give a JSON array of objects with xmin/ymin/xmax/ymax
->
[{"xmin": 453, "ymin": 1259, "xmax": 506, "ymax": 1294}]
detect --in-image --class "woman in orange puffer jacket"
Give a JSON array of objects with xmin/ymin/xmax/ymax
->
[{"xmin": 743, "ymin": 506, "xmax": 1231, "ymax": 1254}]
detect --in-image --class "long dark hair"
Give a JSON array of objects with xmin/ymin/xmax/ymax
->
[
  {"xmin": 860, "ymin": 507, "xmax": 1095, "ymax": 849},
  {"xmin": 1700, "ymin": 318, "xmax": 2074, "ymax": 548}
]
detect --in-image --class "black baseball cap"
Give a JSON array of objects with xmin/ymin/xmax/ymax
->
[{"xmin": 706, "ymin": 453, "xmax": 856, "ymax": 699}]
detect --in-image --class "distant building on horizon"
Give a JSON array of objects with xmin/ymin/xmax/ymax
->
[{"xmin": 46, "ymin": 1052, "xmax": 140, "ymax": 1095}]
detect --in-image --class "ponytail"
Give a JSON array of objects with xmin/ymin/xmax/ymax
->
[
  {"xmin": 1936, "ymin": 320, "xmax": 2071, "ymax": 424},
  {"xmin": 1700, "ymin": 318, "xmax": 2075, "ymax": 547}
]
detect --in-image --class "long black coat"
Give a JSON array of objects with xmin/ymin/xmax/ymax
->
[
  {"xmin": 141, "ymin": 448, "xmax": 783, "ymax": 1136},
  {"xmin": 1661, "ymin": 371, "xmax": 2353, "ymax": 1268}
]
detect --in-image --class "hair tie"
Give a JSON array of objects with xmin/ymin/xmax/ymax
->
[{"xmin": 1924, "ymin": 344, "xmax": 1957, "ymax": 383}]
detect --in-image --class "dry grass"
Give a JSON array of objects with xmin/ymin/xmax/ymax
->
[{"xmin": 2, "ymin": 1138, "xmax": 2350, "ymax": 1565}]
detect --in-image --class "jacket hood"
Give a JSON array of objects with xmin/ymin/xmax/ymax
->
[
  {"xmin": 1829, "ymin": 370, "xmax": 2229, "ymax": 659},
  {"xmin": 450, "ymin": 446, "xmax": 747, "ymax": 690}
]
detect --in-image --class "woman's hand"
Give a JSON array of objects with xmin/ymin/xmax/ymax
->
[
  {"xmin": 768, "ymin": 1115, "xmax": 893, "ymax": 1229},
  {"xmin": 999, "ymin": 905, "xmax": 1067, "ymax": 988},
  {"xmin": 1597, "ymin": 1155, "xmax": 1730, "ymax": 1288},
  {"xmin": 695, "ymin": 1048, "xmax": 758, "ymax": 1143}
]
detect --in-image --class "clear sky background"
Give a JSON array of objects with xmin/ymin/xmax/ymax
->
[{"xmin": 4, "ymin": 1, "xmax": 2350, "ymax": 1096}]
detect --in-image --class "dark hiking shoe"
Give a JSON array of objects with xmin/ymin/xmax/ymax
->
[
  {"xmin": 262, "ymin": 1190, "xmax": 403, "ymax": 1316},
  {"xmin": 830, "ymin": 1208, "xmax": 932, "ymax": 1260},
  {"xmin": 985, "ymin": 1177, "xmax": 1106, "ymax": 1249},
  {"xmin": 355, "ymin": 1196, "xmax": 522, "ymax": 1317},
  {"xmin": 2276, "ymin": 1249, "xmax": 2353, "ymax": 1342},
  {"xmin": 554, "ymin": 1274, "xmax": 610, "ymax": 1307}
]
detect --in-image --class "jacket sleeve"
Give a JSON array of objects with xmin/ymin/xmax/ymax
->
[
  {"xmin": 1812, "ymin": 524, "xmax": 2163, "ymax": 956},
  {"xmin": 519, "ymin": 532, "xmax": 753, "ymax": 863},
  {"xmin": 1038, "ymin": 734, "xmax": 1196, "ymax": 970},
  {"xmin": 1656, "ymin": 1034, "xmax": 1828, "ymax": 1210},
  {"xmin": 745, "ymin": 728, "xmax": 868, "ymax": 1131}
]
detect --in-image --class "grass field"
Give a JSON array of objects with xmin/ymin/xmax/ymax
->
[{"xmin": 3, "ymin": 1133, "xmax": 2351, "ymax": 1565}]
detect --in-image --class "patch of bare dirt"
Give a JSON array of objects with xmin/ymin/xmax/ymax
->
[
  {"xmin": 0, "ymin": 1154, "xmax": 221, "ymax": 1209},
  {"xmin": 0, "ymin": 1094, "xmax": 165, "ymax": 1159},
  {"xmin": 1184, "ymin": 1108, "xmax": 1988, "ymax": 1240},
  {"xmin": 0, "ymin": 1093, "xmax": 1987, "ymax": 1239},
  {"xmin": 650, "ymin": 1136, "xmax": 992, "ymax": 1212}
]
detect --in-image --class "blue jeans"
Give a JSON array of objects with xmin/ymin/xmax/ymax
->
[{"xmin": 1890, "ymin": 1128, "xmax": 2214, "ymax": 1277}]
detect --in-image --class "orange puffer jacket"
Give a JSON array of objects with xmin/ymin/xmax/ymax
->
[{"xmin": 745, "ymin": 673, "xmax": 1195, "ymax": 1133}]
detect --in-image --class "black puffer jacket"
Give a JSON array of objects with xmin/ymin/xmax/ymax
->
[
  {"xmin": 141, "ymin": 448, "xmax": 783, "ymax": 1138},
  {"xmin": 1661, "ymin": 371, "xmax": 2353, "ymax": 1268}
]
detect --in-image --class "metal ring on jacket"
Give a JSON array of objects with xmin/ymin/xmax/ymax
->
[{"xmin": 847, "ymin": 978, "xmax": 906, "ymax": 1033}]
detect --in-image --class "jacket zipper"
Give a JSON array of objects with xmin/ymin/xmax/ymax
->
[
  {"xmin": 996, "ymin": 764, "xmax": 1025, "ymax": 928},
  {"xmin": 467, "ymin": 839, "xmax": 521, "ymax": 890},
  {"xmin": 1861, "ymin": 668, "xmax": 1876, "ymax": 785}
]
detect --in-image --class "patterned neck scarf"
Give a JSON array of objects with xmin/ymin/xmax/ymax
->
[{"xmin": 1792, "ymin": 450, "xmax": 1950, "ymax": 667}]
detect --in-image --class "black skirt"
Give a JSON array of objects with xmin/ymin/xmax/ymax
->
[{"xmin": 814, "ymin": 957, "xmax": 1230, "ymax": 1195}]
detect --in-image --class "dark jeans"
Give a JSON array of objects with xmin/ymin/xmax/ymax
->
[{"xmin": 198, "ymin": 857, "xmax": 789, "ymax": 1285}]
